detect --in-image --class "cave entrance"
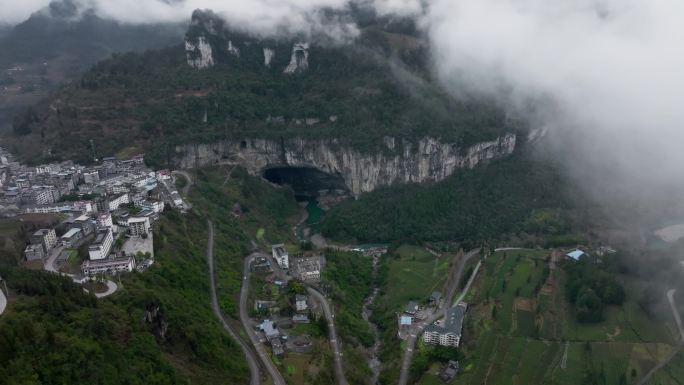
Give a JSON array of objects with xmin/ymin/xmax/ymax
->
[{"xmin": 262, "ymin": 166, "xmax": 348, "ymax": 200}]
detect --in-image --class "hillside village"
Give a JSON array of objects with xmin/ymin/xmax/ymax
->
[{"xmin": 0, "ymin": 147, "xmax": 187, "ymax": 291}]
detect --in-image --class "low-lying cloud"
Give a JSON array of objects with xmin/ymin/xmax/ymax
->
[
  {"xmin": 423, "ymin": 0, "xmax": 684, "ymax": 209},
  {"xmin": 5, "ymin": 0, "xmax": 684, "ymax": 220}
]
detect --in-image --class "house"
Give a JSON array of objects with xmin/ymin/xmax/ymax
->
[
  {"xmin": 400, "ymin": 315, "xmax": 413, "ymax": 326},
  {"xmin": 438, "ymin": 361, "xmax": 460, "ymax": 383},
  {"xmin": 291, "ymin": 255, "xmax": 323, "ymax": 282},
  {"xmin": 82, "ymin": 256, "xmax": 135, "ymax": 276},
  {"xmin": 270, "ymin": 338, "xmax": 285, "ymax": 357},
  {"xmin": 272, "ymin": 244, "xmax": 289, "ymax": 269},
  {"xmin": 88, "ymin": 228, "xmax": 114, "ymax": 260},
  {"xmin": 127, "ymin": 216, "xmax": 151, "ymax": 236},
  {"xmin": 70, "ymin": 215, "xmax": 95, "ymax": 236},
  {"xmin": 565, "ymin": 249, "xmax": 586, "ymax": 261},
  {"xmin": 405, "ymin": 301, "xmax": 419, "ymax": 315},
  {"xmin": 292, "ymin": 314, "xmax": 310, "ymax": 323},
  {"xmin": 423, "ymin": 303, "xmax": 467, "ymax": 347},
  {"xmin": 250, "ymin": 256, "xmax": 272, "ymax": 273},
  {"xmin": 61, "ymin": 228, "xmax": 83, "ymax": 248},
  {"xmin": 295, "ymin": 294, "xmax": 308, "ymax": 311},
  {"xmin": 258, "ymin": 319, "xmax": 280, "ymax": 340},
  {"xmin": 30, "ymin": 228, "xmax": 57, "ymax": 252},
  {"xmin": 24, "ymin": 244, "xmax": 45, "ymax": 261}
]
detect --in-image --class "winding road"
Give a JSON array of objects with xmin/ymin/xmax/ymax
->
[
  {"xmin": 43, "ymin": 245, "xmax": 118, "ymax": 298},
  {"xmin": 636, "ymin": 289, "xmax": 684, "ymax": 385},
  {"xmin": 240, "ymin": 252, "xmax": 287, "ymax": 385},
  {"xmin": 206, "ymin": 220, "xmax": 263, "ymax": 385},
  {"xmin": 172, "ymin": 170, "xmax": 193, "ymax": 197},
  {"xmin": 307, "ymin": 287, "xmax": 349, "ymax": 385},
  {"xmin": 398, "ymin": 248, "xmax": 481, "ymax": 385}
]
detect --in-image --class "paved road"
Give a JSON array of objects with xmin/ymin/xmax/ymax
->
[
  {"xmin": 307, "ymin": 287, "xmax": 349, "ymax": 385},
  {"xmin": 44, "ymin": 245, "xmax": 119, "ymax": 298},
  {"xmin": 0, "ymin": 284, "xmax": 6, "ymax": 316},
  {"xmin": 398, "ymin": 248, "xmax": 480, "ymax": 385},
  {"xmin": 94, "ymin": 280, "xmax": 118, "ymax": 298},
  {"xmin": 636, "ymin": 289, "xmax": 684, "ymax": 385},
  {"xmin": 206, "ymin": 220, "xmax": 262, "ymax": 385},
  {"xmin": 240, "ymin": 252, "xmax": 287, "ymax": 385},
  {"xmin": 173, "ymin": 170, "xmax": 193, "ymax": 197}
]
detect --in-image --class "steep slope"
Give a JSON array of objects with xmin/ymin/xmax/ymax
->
[{"xmin": 6, "ymin": 9, "xmax": 518, "ymax": 193}]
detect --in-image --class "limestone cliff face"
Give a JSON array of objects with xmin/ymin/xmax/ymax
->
[{"xmin": 173, "ymin": 134, "xmax": 517, "ymax": 194}]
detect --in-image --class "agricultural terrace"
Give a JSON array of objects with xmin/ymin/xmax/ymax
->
[{"xmin": 446, "ymin": 249, "xmax": 681, "ymax": 385}]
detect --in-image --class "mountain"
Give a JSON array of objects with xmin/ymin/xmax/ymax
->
[
  {"xmin": 0, "ymin": 0, "xmax": 185, "ymax": 133},
  {"xmin": 6, "ymin": 9, "xmax": 518, "ymax": 195}
]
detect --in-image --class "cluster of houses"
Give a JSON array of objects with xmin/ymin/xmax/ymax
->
[
  {"xmin": 244, "ymin": 244, "xmax": 329, "ymax": 358},
  {"xmin": 8, "ymin": 149, "xmax": 170, "ymax": 277},
  {"xmin": 255, "ymin": 293, "xmax": 312, "ymax": 357}
]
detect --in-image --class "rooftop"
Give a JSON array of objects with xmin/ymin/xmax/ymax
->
[
  {"xmin": 62, "ymin": 228, "xmax": 81, "ymax": 238},
  {"xmin": 566, "ymin": 249, "xmax": 586, "ymax": 261},
  {"xmin": 425, "ymin": 303, "xmax": 467, "ymax": 336},
  {"xmin": 90, "ymin": 229, "xmax": 111, "ymax": 247}
]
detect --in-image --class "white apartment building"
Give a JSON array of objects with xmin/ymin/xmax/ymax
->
[
  {"xmin": 31, "ymin": 228, "xmax": 57, "ymax": 251},
  {"xmin": 107, "ymin": 193, "xmax": 129, "ymax": 211},
  {"xmin": 82, "ymin": 257, "xmax": 135, "ymax": 276},
  {"xmin": 128, "ymin": 216, "xmax": 150, "ymax": 236},
  {"xmin": 88, "ymin": 228, "xmax": 114, "ymax": 260},
  {"xmin": 423, "ymin": 303, "xmax": 467, "ymax": 347},
  {"xmin": 98, "ymin": 212, "xmax": 113, "ymax": 228},
  {"xmin": 272, "ymin": 244, "xmax": 289, "ymax": 269}
]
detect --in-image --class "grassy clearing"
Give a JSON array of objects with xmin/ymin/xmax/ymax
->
[{"xmin": 383, "ymin": 245, "xmax": 450, "ymax": 310}]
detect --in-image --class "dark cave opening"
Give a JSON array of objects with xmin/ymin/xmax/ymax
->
[{"xmin": 262, "ymin": 166, "xmax": 348, "ymax": 199}]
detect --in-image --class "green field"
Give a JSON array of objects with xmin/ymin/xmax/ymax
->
[
  {"xmin": 450, "ymin": 248, "xmax": 681, "ymax": 385},
  {"xmin": 384, "ymin": 245, "xmax": 451, "ymax": 310}
]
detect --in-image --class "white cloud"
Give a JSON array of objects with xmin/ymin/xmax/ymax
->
[
  {"xmin": 0, "ymin": 0, "xmax": 51, "ymax": 24},
  {"xmin": 425, "ymin": 0, "xmax": 684, "ymax": 197}
]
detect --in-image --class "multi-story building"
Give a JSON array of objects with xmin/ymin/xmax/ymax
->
[
  {"xmin": 291, "ymin": 255, "xmax": 323, "ymax": 282},
  {"xmin": 295, "ymin": 295, "xmax": 308, "ymax": 311},
  {"xmin": 127, "ymin": 216, "xmax": 150, "ymax": 236},
  {"xmin": 71, "ymin": 215, "xmax": 95, "ymax": 237},
  {"xmin": 423, "ymin": 303, "xmax": 467, "ymax": 347},
  {"xmin": 88, "ymin": 228, "xmax": 114, "ymax": 260},
  {"xmin": 24, "ymin": 244, "xmax": 45, "ymax": 261},
  {"xmin": 83, "ymin": 171, "xmax": 100, "ymax": 185},
  {"xmin": 82, "ymin": 256, "xmax": 135, "ymax": 276},
  {"xmin": 31, "ymin": 228, "xmax": 58, "ymax": 252},
  {"xmin": 272, "ymin": 244, "xmax": 289, "ymax": 269},
  {"xmin": 33, "ymin": 189, "xmax": 55, "ymax": 205},
  {"xmin": 107, "ymin": 193, "xmax": 129, "ymax": 211},
  {"xmin": 61, "ymin": 228, "xmax": 83, "ymax": 248},
  {"xmin": 98, "ymin": 212, "xmax": 113, "ymax": 228}
]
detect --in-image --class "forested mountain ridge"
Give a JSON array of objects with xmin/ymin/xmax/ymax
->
[
  {"xmin": 0, "ymin": 0, "xmax": 184, "ymax": 135},
  {"xmin": 6, "ymin": 8, "xmax": 515, "ymax": 167}
]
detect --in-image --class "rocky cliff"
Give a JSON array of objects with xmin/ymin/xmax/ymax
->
[{"xmin": 174, "ymin": 134, "xmax": 517, "ymax": 194}]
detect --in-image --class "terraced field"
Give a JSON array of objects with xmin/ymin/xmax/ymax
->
[{"xmin": 447, "ymin": 249, "xmax": 682, "ymax": 385}]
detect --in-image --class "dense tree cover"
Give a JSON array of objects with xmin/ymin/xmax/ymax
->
[
  {"xmin": 321, "ymin": 250, "xmax": 375, "ymax": 347},
  {"xmin": 0, "ymin": 208, "xmax": 250, "ymax": 385},
  {"xmin": 8, "ymin": 24, "xmax": 510, "ymax": 166},
  {"xmin": 410, "ymin": 345, "xmax": 463, "ymax": 378},
  {"xmin": 563, "ymin": 255, "xmax": 625, "ymax": 323},
  {"xmin": 322, "ymin": 149, "xmax": 573, "ymax": 245}
]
